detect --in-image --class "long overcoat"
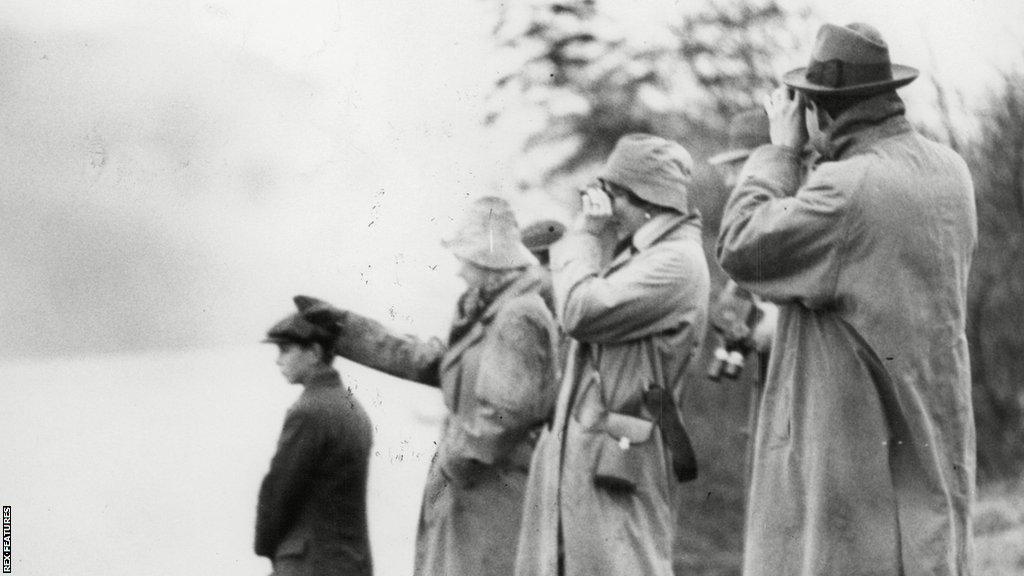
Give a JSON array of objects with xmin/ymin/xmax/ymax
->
[
  {"xmin": 255, "ymin": 365, "xmax": 374, "ymax": 576},
  {"xmin": 717, "ymin": 95, "xmax": 977, "ymax": 576},
  {"xmin": 516, "ymin": 213, "xmax": 710, "ymax": 576},
  {"xmin": 328, "ymin": 267, "xmax": 559, "ymax": 576}
]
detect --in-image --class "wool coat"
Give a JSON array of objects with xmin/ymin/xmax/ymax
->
[
  {"xmin": 255, "ymin": 365, "xmax": 374, "ymax": 576},
  {"xmin": 328, "ymin": 267, "xmax": 559, "ymax": 576},
  {"xmin": 717, "ymin": 95, "xmax": 977, "ymax": 576},
  {"xmin": 516, "ymin": 213, "xmax": 710, "ymax": 576}
]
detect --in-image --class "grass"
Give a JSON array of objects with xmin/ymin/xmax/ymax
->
[{"xmin": 975, "ymin": 480, "xmax": 1024, "ymax": 575}]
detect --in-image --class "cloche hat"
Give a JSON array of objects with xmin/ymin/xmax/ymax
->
[
  {"xmin": 441, "ymin": 196, "xmax": 538, "ymax": 270},
  {"xmin": 599, "ymin": 134, "xmax": 693, "ymax": 214}
]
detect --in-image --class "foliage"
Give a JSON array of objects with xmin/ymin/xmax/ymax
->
[
  {"xmin": 487, "ymin": 0, "xmax": 810, "ymax": 181},
  {"xmin": 963, "ymin": 63, "xmax": 1024, "ymax": 480}
]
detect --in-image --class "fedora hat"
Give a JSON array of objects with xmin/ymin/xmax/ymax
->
[
  {"xmin": 442, "ymin": 196, "xmax": 538, "ymax": 270},
  {"xmin": 783, "ymin": 23, "xmax": 918, "ymax": 97},
  {"xmin": 599, "ymin": 134, "xmax": 693, "ymax": 213},
  {"xmin": 708, "ymin": 109, "xmax": 771, "ymax": 166}
]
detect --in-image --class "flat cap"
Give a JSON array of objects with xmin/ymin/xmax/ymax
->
[{"xmin": 263, "ymin": 302, "xmax": 340, "ymax": 345}]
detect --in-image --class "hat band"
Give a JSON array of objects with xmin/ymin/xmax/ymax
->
[{"xmin": 806, "ymin": 58, "xmax": 892, "ymax": 89}]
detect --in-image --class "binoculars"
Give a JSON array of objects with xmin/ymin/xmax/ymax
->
[
  {"xmin": 707, "ymin": 338, "xmax": 749, "ymax": 381},
  {"xmin": 706, "ymin": 282, "xmax": 761, "ymax": 381}
]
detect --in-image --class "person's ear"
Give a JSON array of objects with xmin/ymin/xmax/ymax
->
[{"xmin": 808, "ymin": 100, "xmax": 832, "ymax": 128}]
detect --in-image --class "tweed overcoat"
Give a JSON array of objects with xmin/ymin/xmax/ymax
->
[{"xmin": 717, "ymin": 96, "xmax": 978, "ymax": 576}]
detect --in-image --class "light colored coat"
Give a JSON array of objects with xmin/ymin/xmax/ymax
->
[
  {"xmin": 330, "ymin": 267, "xmax": 559, "ymax": 576},
  {"xmin": 718, "ymin": 99, "xmax": 977, "ymax": 576},
  {"xmin": 516, "ymin": 213, "xmax": 710, "ymax": 576}
]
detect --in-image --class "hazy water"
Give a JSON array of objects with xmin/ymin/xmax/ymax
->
[{"xmin": 0, "ymin": 346, "xmax": 446, "ymax": 576}]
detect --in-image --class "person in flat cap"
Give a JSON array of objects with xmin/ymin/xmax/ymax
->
[
  {"xmin": 296, "ymin": 195, "xmax": 559, "ymax": 576},
  {"xmin": 254, "ymin": 300, "xmax": 374, "ymax": 576},
  {"xmin": 516, "ymin": 134, "xmax": 709, "ymax": 576},
  {"xmin": 717, "ymin": 22, "xmax": 977, "ymax": 576}
]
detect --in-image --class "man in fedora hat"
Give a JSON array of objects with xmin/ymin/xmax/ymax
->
[
  {"xmin": 255, "ymin": 299, "xmax": 374, "ymax": 576},
  {"xmin": 717, "ymin": 22, "xmax": 976, "ymax": 576},
  {"xmin": 516, "ymin": 134, "xmax": 709, "ymax": 576}
]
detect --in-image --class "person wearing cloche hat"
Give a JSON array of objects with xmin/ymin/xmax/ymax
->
[
  {"xmin": 294, "ymin": 195, "xmax": 559, "ymax": 576},
  {"xmin": 254, "ymin": 299, "xmax": 374, "ymax": 576},
  {"xmin": 515, "ymin": 134, "xmax": 709, "ymax": 576},
  {"xmin": 718, "ymin": 22, "xmax": 976, "ymax": 576}
]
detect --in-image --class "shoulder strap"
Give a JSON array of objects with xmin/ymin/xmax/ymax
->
[{"xmin": 645, "ymin": 337, "xmax": 663, "ymax": 391}]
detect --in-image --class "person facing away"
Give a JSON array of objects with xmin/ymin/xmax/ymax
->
[
  {"xmin": 295, "ymin": 195, "xmax": 560, "ymax": 576},
  {"xmin": 717, "ymin": 22, "xmax": 977, "ymax": 576},
  {"xmin": 255, "ymin": 299, "xmax": 374, "ymax": 576},
  {"xmin": 516, "ymin": 134, "xmax": 710, "ymax": 576},
  {"xmin": 707, "ymin": 109, "xmax": 781, "ymax": 371}
]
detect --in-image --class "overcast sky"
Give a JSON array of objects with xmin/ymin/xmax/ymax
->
[{"xmin": 1, "ymin": 0, "xmax": 1020, "ymax": 360}]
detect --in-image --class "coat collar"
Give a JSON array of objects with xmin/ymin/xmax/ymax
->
[
  {"xmin": 480, "ymin": 265, "xmax": 547, "ymax": 322},
  {"xmin": 819, "ymin": 92, "xmax": 913, "ymax": 161},
  {"xmin": 440, "ymin": 266, "xmax": 548, "ymax": 374},
  {"xmin": 301, "ymin": 364, "xmax": 341, "ymax": 389},
  {"xmin": 607, "ymin": 212, "xmax": 701, "ymax": 271}
]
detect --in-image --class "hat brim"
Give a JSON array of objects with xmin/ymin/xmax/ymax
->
[
  {"xmin": 441, "ymin": 237, "xmax": 538, "ymax": 270},
  {"xmin": 782, "ymin": 64, "xmax": 919, "ymax": 97},
  {"xmin": 707, "ymin": 149, "xmax": 753, "ymax": 166}
]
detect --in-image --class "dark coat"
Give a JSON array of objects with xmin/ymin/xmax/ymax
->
[
  {"xmin": 328, "ymin": 267, "xmax": 559, "ymax": 576},
  {"xmin": 255, "ymin": 365, "xmax": 374, "ymax": 576},
  {"xmin": 516, "ymin": 213, "xmax": 710, "ymax": 576},
  {"xmin": 717, "ymin": 96, "xmax": 977, "ymax": 576}
]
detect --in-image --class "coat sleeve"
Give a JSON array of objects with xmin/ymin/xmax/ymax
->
[
  {"xmin": 551, "ymin": 230, "xmax": 695, "ymax": 343},
  {"xmin": 254, "ymin": 409, "xmax": 322, "ymax": 558},
  {"xmin": 332, "ymin": 309, "xmax": 446, "ymax": 387},
  {"xmin": 440, "ymin": 299, "xmax": 557, "ymax": 486},
  {"xmin": 717, "ymin": 145, "xmax": 858, "ymax": 308}
]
